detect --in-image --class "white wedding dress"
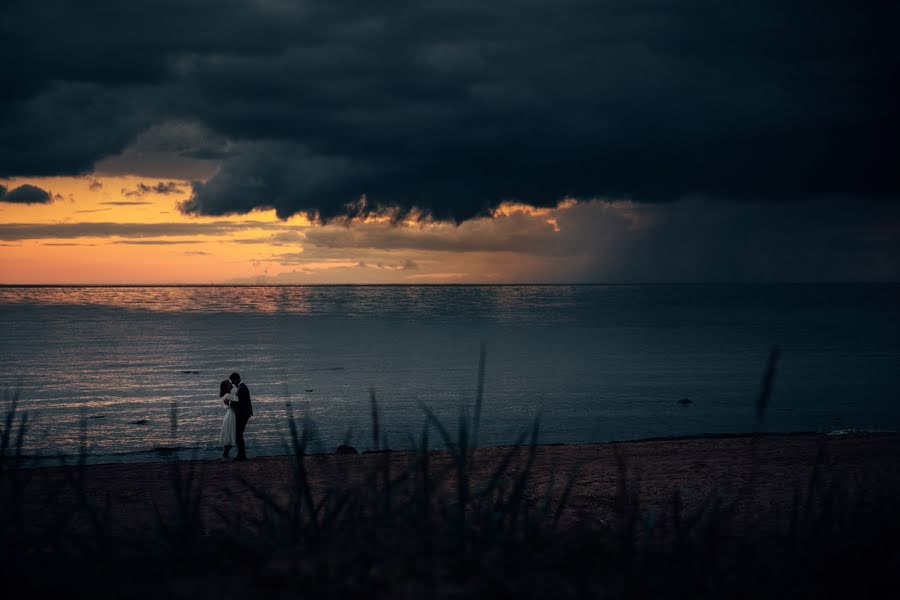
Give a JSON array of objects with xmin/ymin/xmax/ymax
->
[{"xmin": 220, "ymin": 388, "xmax": 237, "ymax": 447}]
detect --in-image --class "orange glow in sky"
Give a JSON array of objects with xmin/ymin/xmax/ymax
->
[
  {"xmin": 0, "ymin": 175, "xmax": 591, "ymax": 284},
  {"xmin": 1, "ymin": 176, "xmax": 314, "ymax": 283}
]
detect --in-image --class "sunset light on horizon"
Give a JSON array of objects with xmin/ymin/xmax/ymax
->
[
  {"xmin": 2, "ymin": 173, "xmax": 606, "ymax": 284},
  {"xmin": 3, "ymin": 171, "xmax": 897, "ymax": 284}
]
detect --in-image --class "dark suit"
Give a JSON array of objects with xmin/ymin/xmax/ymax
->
[{"xmin": 234, "ymin": 382, "xmax": 253, "ymax": 459}]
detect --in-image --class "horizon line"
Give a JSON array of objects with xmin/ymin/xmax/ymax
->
[{"xmin": 1, "ymin": 281, "xmax": 898, "ymax": 288}]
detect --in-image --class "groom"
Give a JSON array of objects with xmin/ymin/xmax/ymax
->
[{"xmin": 228, "ymin": 372, "xmax": 253, "ymax": 461}]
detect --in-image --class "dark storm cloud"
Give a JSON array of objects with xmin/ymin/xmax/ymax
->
[
  {"xmin": 526, "ymin": 199, "xmax": 900, "ymax": 282},
  {"xmin": 593, "ymin": 199, "xmax": 900, "ymax": 283},
  {"xmin": 0, "ymin": 221, "xmax": 273, "ymax": 241},
  {"xmin": 0, "ymin": 184, "xmax": 53, "ymax": 204},
  {"xmin": 1, "ymin": 1, "xmax": 897, "ymax": 221}
]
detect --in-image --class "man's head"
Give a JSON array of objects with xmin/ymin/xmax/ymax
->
[{"xmin": 229, "ymin": 372, "xmax": 241, "ymax": 385}]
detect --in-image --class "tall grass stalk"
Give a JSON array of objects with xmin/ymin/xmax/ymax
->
[{"xmin": 2, "ymin": 350, "xmax": 899, "ymax": 598}]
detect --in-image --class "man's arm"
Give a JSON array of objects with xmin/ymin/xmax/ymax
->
[{"xmin": 223, "ymin": 389, "xmax": 239, "ymax": 405}]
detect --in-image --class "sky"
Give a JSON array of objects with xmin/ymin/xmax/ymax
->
[{"xmin": 1, "ymin": 0, "xmax": 898, "ymax": 284}]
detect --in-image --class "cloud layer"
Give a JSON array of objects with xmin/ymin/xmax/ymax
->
[
  {"xmin": 0, "ymin": 221, "xmax": 269, "ymax": 241},
  {"xmin": 2, "ymin": 1, "xmax": 897, "ymax": 222},
  {"xmin": 0, "ymin": 184, "xmax": 53, "ymax": 204},
  {"xmin": 258, "ymin": 199, "xmax": 900, "ymax": 283}
]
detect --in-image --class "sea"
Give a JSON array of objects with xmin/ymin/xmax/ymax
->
[{"xmin": 1, "ymin": 284, "xmax": 898, "ymax": 465}]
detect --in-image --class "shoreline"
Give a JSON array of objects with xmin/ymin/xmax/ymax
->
[
  {"xmin": 12, "ymin": 431, "xmax": 900, "ymax": 537},
  {"xmin": 5, "ymin": 427, "xmax": 900, "ymax": 597},
  {"xmin": 12, "ymin": 428, "xmax": 894, "ymax": 471}
]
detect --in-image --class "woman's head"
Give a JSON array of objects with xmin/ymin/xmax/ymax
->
[{"xmin": 219, "ymin": 379, "xmax": 232, "ymax": 397}]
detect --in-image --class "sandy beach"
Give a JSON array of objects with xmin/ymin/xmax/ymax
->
[{"xmin": 14, "ymin": 432, "xmax": 900, "ymax": 540}]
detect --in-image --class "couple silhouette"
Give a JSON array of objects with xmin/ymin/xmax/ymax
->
[{"xmin": 218, "ymin": 372, "xmax": 253, "ymax": 461}]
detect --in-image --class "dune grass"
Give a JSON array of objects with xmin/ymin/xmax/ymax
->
[{"xmin": 2, "ymin": 347, "xmax": 899, "ymax": 598}]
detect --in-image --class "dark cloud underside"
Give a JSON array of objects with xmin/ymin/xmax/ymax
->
[
  {"xmin": 1, "ymin": 0, "xmax": 897, "ymax": 222},
  {"xmin": 0, "ymin": 184, "xmax": 53, "ymax": 204}
]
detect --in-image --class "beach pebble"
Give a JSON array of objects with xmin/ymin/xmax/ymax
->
[{"xmin": 336, "ymin": 444, "xmax": 359, "ymax": 455}]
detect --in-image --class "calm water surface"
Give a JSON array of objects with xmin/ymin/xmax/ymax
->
[{"xmin": 1, "ymin": 284, "xmax": 898, "ymax": 464}]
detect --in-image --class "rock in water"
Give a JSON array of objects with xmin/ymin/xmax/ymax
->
[{"xmin": 336, "ymin": 444, "xmax": 359, "ymax": 455}]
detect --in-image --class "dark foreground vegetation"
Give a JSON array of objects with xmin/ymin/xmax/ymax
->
[{"xmin": 2, "ymin": 350, "xmax": 900, "ymax": 598}]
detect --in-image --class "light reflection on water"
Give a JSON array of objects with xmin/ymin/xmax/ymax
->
[
  {"xmin": 0, "ymin": 285, "xmax": 591, "ymax": 321},
  {"xmin": 1, "ymin": 284, "xmax": 899, "ymax": 466}
]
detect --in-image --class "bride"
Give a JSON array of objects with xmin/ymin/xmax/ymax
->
[{"xmin": 219, "ymin": 379, "xmax": 238, "ymax": 459}]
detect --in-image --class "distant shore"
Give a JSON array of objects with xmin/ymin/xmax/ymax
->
[{"xmin": 15, "ymin": 432, "xmax": 900, "ymax": 537}]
